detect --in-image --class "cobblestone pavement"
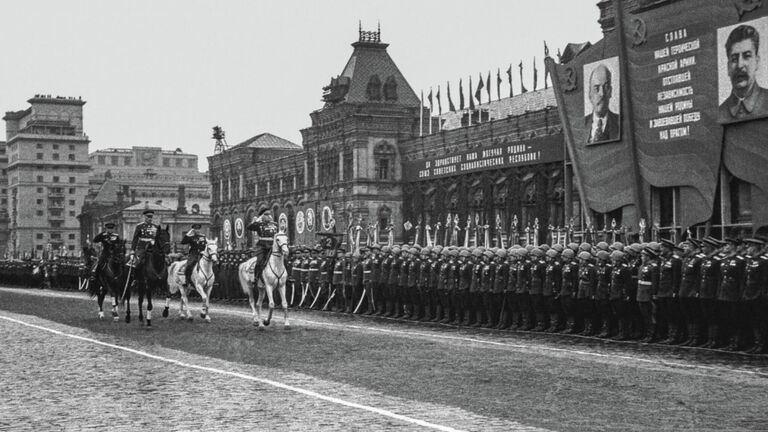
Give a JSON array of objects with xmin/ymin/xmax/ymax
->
[{"xmin": 0, "ymin": 310, "xmax": 546, "ymax": 432}]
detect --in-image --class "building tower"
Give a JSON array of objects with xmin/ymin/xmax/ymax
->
[{"xmin": 3, "ymin": 95, "xmax": 90, "ymax": 257}]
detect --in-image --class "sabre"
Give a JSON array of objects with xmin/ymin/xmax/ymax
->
[
  {"xmin": 84, "ymin": 278, "xmax": 90, "ymax": 293},
  {"xmin": 322, "ymin": 288, "xmax": 336, "ymax": 311},
  {"xmin": 353, "ymin": 287, "xmax": 367, "ymax": 314},
  {"xmin": 120, "ymin": 264, "xmax": 133, "ymax": 304},
  {"xmin": 78, "ymin": 277, "xmax": 84, "ymax": 291},
  {"xmin": 309, "ymin": 283, "xmax": 323, "ymax": 309},
  {"xmin": 289, "ymin": 281, "xmax": 295, "ymax": 306},
  {"xmin": 298, "ymin": 281, "xmax": 309, "ymax": 308}
]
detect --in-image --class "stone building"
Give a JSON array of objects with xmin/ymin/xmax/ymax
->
[
  {"xmin": 3, "ymin": 95, "xmax": 90, "ymax": 257},
  {"xmin": 80, "ymin": 146, "xmax": 211, "ymax": 248},
  {"xmin": 208, "ymin": 28, "xmax": 565, "ymax": 249}
]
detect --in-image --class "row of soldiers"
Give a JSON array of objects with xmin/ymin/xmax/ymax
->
[{"xmin": 285, "ymin": 235, "xmax": 768, "ymax": 354}]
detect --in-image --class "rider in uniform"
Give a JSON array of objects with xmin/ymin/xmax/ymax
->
[
  {"xmin": 181, "ymin": 223, "xmax": 207, "ymax": 288},
  {"xmin": 130, "ymin": 210, "xmax": 160, "ymax": 270},
  {"xmin": 246, "ymin": 209, "xmax": 279, "ymax": 284},
  {"xmin": 90, "ymin": 222, "xmax": 122, "ymax": 281}
]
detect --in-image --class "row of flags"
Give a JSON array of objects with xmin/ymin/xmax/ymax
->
[{"xmin": 421, "ymin": 57, "xmax": 550, "ymax": 117}]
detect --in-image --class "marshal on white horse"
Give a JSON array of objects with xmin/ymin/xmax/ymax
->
[
  {"xmin": 238, "ymin": 232, "xmax": 290, "ymax": 329},
  {"xmin": 166, "ymin": 238, "xmax": 218, "ymax": 322}
]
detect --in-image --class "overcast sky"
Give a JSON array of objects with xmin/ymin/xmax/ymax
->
[{"xmin": 1, "ymin": 0, "xmax": 602, "ymax": 172}]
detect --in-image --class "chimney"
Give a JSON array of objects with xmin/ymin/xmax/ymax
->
[
  {"xmin": 131, "ymin": 190, "xmax": 137, "ymax": 203},
  {"xmin": 177, "ymin": 185, "xmax": 186, "ymax": 214}
]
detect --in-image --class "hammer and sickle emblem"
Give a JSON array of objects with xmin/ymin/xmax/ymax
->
[
  {"xmin": 733, "ymin": 0, "xmax": 762, "ymax": 17},
  {"xmin": 563, "ymin": 67, "xmax": 577, "ymax": 93},
  {"xmin": 631, "ymin": 18, "xmax": 647, "ymax": 47}
]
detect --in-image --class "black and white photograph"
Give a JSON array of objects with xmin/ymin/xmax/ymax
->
[{"xmin": 1, "ymin": 1, "xmax": 768, "ymax": 431}]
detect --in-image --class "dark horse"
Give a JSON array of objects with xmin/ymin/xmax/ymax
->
[
  {"xmin": 87, "ymin": 242, "xmax": 129, "ymax": 321},
  {"xmin": 133, "ymin": 225, "xmax": 170, "ymax": 328}
]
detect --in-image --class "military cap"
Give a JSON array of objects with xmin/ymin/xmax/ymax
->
[
  {"xmin": 483, "ymin": 250, "xmax": 495, "ymax": 258},
  {"xmin": 191, "ymin": 223, "xmax": 202, "ymax": 229},
  {"xmin": 546, "ymin": 249, "xmax": 559, "ymax": 258},
  {"xmin": 642, "ymin": 247, "xmax": 659, "ymax": 258},
  {"xmin": 530, "ymin": 248, "xmax": 544, "ymax": 257},
  {"xmin": 104, "ymin": 222, "xmax": 116, "ymax": 229},
  {"xmin": 525, "ymin": 244, "xmax": 535, "ymax": 252},
  {"xmin": 623, "ymin": 245, "xmax": 636, "ymax": 257},
  {"xmin": 702, "ymin": 237, "xmax": 722, "ymax": 248},
  {"xmin": 392, "ymin": 246, "xmax": 401, "ymax": 254},
  {"xmin": 142, "ymin": 210, "xmax": 155, "ymax": 216},
  {"xmin": 517, "ymin": 248, "xmax": 529, "ymax": 257},
  {"xmin": 459, "ymin": 250, "xmax": 471, "ymax": 257},
  {"xmin": 539, "ymin": 244, "xmax": 550, "ymax": 252},
  {"xmin": 609, "ymin": 250, "xmax": 625, "ymax": 260},
  {"xmin": 685, "ymin": 238, "xmax": 700, "ymax": 248},
  {"xmin": 745, "ymin": 238, "xmax": 766, "ymax": 245},
  {"xmin": 579, "ymin": 242, "xmax": 592, "ymax": 252},
  {"xmin": 596, "ymin": 242, "xmax": 610, "ymax": 251},
  {"xmin": 496, "ymin": 249, "xmax": 508, "ymax": 258},
  {"xmin": 471, "ymin": 249, "xmax": 482, "ymax": 257},
  {"xmin": 567, "ymin": 242, "xmax": 579, "ymax": 251},
  {"xmin": 562, "ymin": 249, "xmax": 575, "ymax": 259},
  {"xmin": 610, "ymin": 241, "xmax": 624, "ymax": 251},
  {"xmin": 578, "ymin": 251, "xmax": 592, "ymax": 261},
  {"xmin": 552, "ymin": 243, "xmax": 564, "ymax": 252},
  {"xmin": 724, "ymin": 237, "xmax": 742, "ymax": 245},
  {"xmin": 596, "ymin": 250, "xmax": 610, "ymax": 261}
]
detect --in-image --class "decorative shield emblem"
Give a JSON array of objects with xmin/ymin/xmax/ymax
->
[
  {"xmin": 296, "ymin": 211, "xmax": 305, "ymax": 234},
  {"xmin": 223, "ymin": 219, "xmax": 231, "ymax": 240},
  {"xmin": 278, "ymin": 213, "xmax": 288, "ymax": 233},
  {"xmin": 306, "ymin": 208, "xmax": 315, "ymax": 232},
  {"xmin": 234, "ymin": 218, "xmax": 244, "ymax": 239},
  {"xmin": 322, "ymin": 206, "xmax": 335, "ymax": 232}
]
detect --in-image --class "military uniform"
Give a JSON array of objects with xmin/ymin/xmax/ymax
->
[
  {"xmin": 577, "ymin": 256, "xmax": 597, "ymax": 335},
  {"xmin": 699, "ymin": 247, "xmax": 722, "ymax": 348},
  {"xmin": 479, "ymin": 252, "xmax": 496, "ymax": 328},
  {"xmin": 417, "ymin": 249, "xmax": 433, "ymax": 321},
  {"xmin": 637, "ymin": 250, "xmax": 660, "ymax": 343},
  {"xmin": 91, "ymin": 228, "xmax": 122, "ymax": 281},
  {"xmin": 181, "ymin": 230, "xmax": 207, "ymax": 287},
  {"xmin": 246, "ymin": 213, "xmax": 279, "ymax": 283},
  {"xmin": 717, "ymin": 251, "xmax": 745, "ymax": 350},
  {"xmin": 490, "ymin": 250, "xmax": 509, "ymax": 329},
  {"xmin": 679, "ymin": 249, "xmax": 702, "ymax": 345},
  {"xmin": 743, "ymin": 242, "xmax": 768, "ymax": 353},
  {"xmin": 559, "ymin": 252, "xmax": 579, "ymax": 333},
  {"xmin": 594, "ymin": 255, "xmax": 612, "ymax": 337},
  {"xmin": 657, "ymin": 247, "xmax": 683, "ymax": 344},
  {"xmin": 543, "ymin": 251, "xmax": 563, "ymax": 332},
  {"xmin": 529, "ymin": 250, "xmax": 547, "ymax": 331},
  {"xmin": 515, "ymin": 251, "xmax": 532, "ymax": 330},
  {"xmin": 131, "ymin": 219, "xmax": 160, "ymax": 268},
  {"xmin": 609, "ymin": 255, "xmax": 632, "ymax": 339}
]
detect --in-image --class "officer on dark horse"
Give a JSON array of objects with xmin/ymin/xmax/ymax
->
[
  {"xmin": 246, "ymin": 208, "xmax": 279, "ymax": 285},
  {"xmin": 128, "ymin": 209, "xmax": 169, "ymax": 327},
  {"xmin": 89, "ymin": 222, "xmax": 126, "ymax": 320}
]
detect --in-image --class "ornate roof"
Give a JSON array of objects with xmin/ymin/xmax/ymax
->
[{"xmin": 230, "ymin": 133, "xmax": 300, "ymax": 150}]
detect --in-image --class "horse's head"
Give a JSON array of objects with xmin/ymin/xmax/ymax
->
[
  {"xmin": 204, "ymin": 238, "xmax": 219, "ymax": 263},
  {"xmin": 274, "ymin": 233, "xmax": 289, "ymax": 256},
  {"xmin": 155, "ymin": 225, "xmax": 171, "ymax": 254}
]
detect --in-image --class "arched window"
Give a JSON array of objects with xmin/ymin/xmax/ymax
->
[
  {"xmin": 366, "ymin": 75, "xmax": 382, "ymax": 101},
  {"xmin": 383, "ymin": 76, "xmax": 398, "ymax": 101}
]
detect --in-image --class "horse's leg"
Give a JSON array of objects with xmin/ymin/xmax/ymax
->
[
  {"xmin": 264, "ymin": 275, "xmax": 276, "ymax": 327},
  {"xmin": 256, "ymin": 283, "xmax": 266, "ymax": 329},
  {"xmin": 193, "ymin": 277, "xmax": 210, "ymax": 322},
  {"xmin": 111, "ymin": 287, "xmax": 119, "ymax": 322},
  {"xmin": 124, "ymin": 282, "xmax": 132, "ymax": 324},
  {"xmin": 205, "ymin": 281, "xmax": 214, "ymax": 323},
  {"xmin": 97, "ymin": 285, "xmax": 105, "ymax": 319},
  {"xmin": 280, "ymin": 278, "xmax": 290, "ymax": 328},
  {"xmin": 137, "ymin": 279, "xmax": 145, "ymax": 323},
  {"xmin": 239, "ymin": 269, "xmax": 258, "ymax": 324},
  {"xmin": 145, "ymin": 282, "xmax": 153, "ymax": 328},
  {"xmin": 180, "ymin": 285, "xmax": 191, "ymax": 320}
]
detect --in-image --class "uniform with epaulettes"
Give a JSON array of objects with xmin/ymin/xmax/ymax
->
[
  {"xmin": 387, "ymin": 249, "xmax": 403, "ymax": 317},
  {"xmin": 699, "ymin": 243, "xmax": 723, "ymax": 348},
  {"xmin": 361, "ymin": 249, "xmax": 376, "ymax": 315},
  {"xmin": 461, "ymin": 250, "xmax": 477, "ymax": 326},
  {"xmin": 717, "ymin": 246, "xmax": 746, "ymax": 350},
  {"xmin": 529, "ymin": 250, "xmax": 547, "ymax": 331},
  {"xmin": 377, "ymin": 250, "xmax": 392, "ymax": 316},
  {"xmin": 478, "ymin": 251, "xmax": 495, "ymax": 328},
  {"xmin": 438, "ymin": 251, "xmax": 456, "ymax": 324},
  {"xmin": 350, "ymin": 253, "xmax": 363, "ymax": 314},
  {"xmin": 609, "ymin": 255, "xmax": 632, "ymax": 340},
  {"xmin": 498, "ymin": 253, "xmax": 517, "ymax": 330},
  {"xmin": 515, "ymin": 251, "xmax": 532, "ymax": 330},
  {"xmin": 544, "ymin": 251, "xmax": 563, "ymax": 332},
  {"xmin": 577, "ymin": 257, "xmax": 597, "ymax": 336},
  {"xmin": 743, "ymin": 240, "xmax": 768, "ymax": 353},
  {"xmin": 679, "ymin": 248, "xmax": 703, "ymax": 346},
  {"xmin": 595, "ymin": 256, "xmax": 613, "ymax": 337},
  {"xmin": 637, "ymin": 250, "xmax": 660, "ymax": 342},
  {"xmin": 656, "ymin": 245, "xmax": 683, "ymax": 344},
  {"xmin": 417, "ymin": 249, "xmax": 432, "ymax": 321},
  {"xmin": 559, "ymin": 251, "xmax": 579, "ymax": 333},
  {"xmin": 428, "ymin": 249, "xmax": 443, "ymax": 322},
  {"xmin": 396, "ymin": 249, "xmax": 410, "ymax": 318},
  {"xmin": 405, "ymin": 250, "xmax": 421, "ymax": 319}
]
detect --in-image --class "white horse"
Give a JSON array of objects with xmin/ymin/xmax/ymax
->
[
  {"xmin": 238, "ymin": 233, "xmax": 290, "ymax": 329},
  {"xmin": 166, "ymin": 239, "xmax": 218, "ymax": 322}
]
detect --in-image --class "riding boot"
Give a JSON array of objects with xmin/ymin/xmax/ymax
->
[
  {"xmin": 613, "ymin": 320, "xmax": 627, "ymax": 340},
  {"xmin": 421, "ymin": 304, "xmax": 433, "ymax": 322},
  {"xmin": 751, "ymin": 328, "xmax": 767, "ymax": 354},
  {"xmin": 725, "ymin": 335, "xmax": 740, "ymax": 352},
  {"xmin": 469, "ymin": 309, "xmax": 481, "ymax": 327},
  {"xmin": 682, "ymin": 323, "xmax": 697, "ymax": 346},
  {"xmin": 545, "ymin": 315, "xmax": 560, "ymax": 333},
  {"xmin": 382, "ymin": 300, "xmax": 393, "ymax": 317},
  {"xmin": 483, "ymin": 310, "xmax": 496, "ymax": 328}
]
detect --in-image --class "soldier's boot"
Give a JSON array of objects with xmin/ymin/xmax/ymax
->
[
  {"xmin": 545, "ymin": 315, "xmax": 560, "ymax": 333},
  {"xmin": 382, "ymin": 300, "xmax": 393, "ymax": 317},
  {"xmin": 640, "ymin": 324, "xmax": 656, "ymax": 343},
  {"xmin": 456, "ymin": 308, "xmax": 468, "ymax": 326},
  {"xmin": 701, "ymin": 325, "xmax": 718, "ymax": 348},
  {"xmin": 497, "ymin": 310, "xmax": 511, "ymax": 330},
  {"xmin": 613, "ymin": 321, "xmax": 627, "ymax": 340},
  {"xmin": 421, "ymin": 305, "xmax": 433, "ymax": 322},
  {"xmin": 439, "ymin": 306, "xmax": 451, "ymax": 324},
  {"xmin": 431, "ymin": 305, "xmax": 442, "ymax": 322},
  {"xmin": 483, "ymin": 310, "xmax": 496, "ymax": 328},
  {"xmin": 597, "ymin": 319, "xmax": 611, "ymax": 338},
  {"xmin": 522, "ymin": 312, "xmax": 535, "ymax": 331},
  {"xmin": 563, "ymin": 318, "xmax": 577, "ymax": 334},
  {"xmin": 750, "ymin": 328, "xmax": 767, "ymax": 354},
  {"xmin": 661, "ymin": 325, "xmax": 679, "ymax": 345},
  {"xmin": 401, "ymin": 302, "xmax": 412, "ymax": 320},
  {"xmin": 508, "ymin": 311, "xmax": 520, "ymax": 330},
  {"xmin": 532, "ymin": 313, "xmax": 547, "ymax": 332},
  {"xmin": 393, "ymin": 301, "xmax": 404, "ymax": 318},
  {"xmin": 725, "ymin": 334, "xmax": 741, "ymax": 352},
  {"xmin": 469, "ymin": 309, "xmax": 482, "ymax": 327},
  {"xmin": 681, "ymin": 324, "xmax": 696, "ymax": 346}
]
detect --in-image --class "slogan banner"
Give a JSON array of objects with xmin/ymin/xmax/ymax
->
[
  {"xmin": 402, "ymin": 135, "xmax": 562, "ymax": 182},
  {"xmin": 621, "ymin": 0, "xmax": 730, "ymax": 228}
]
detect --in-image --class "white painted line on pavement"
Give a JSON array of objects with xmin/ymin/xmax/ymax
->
[
  {"xmin": 0, "ymin": 313, "xmax": 472, "ymax": 432},
  {"xmin": 3, "ymin": 287, "xmax": 768, "ymax": 380}
]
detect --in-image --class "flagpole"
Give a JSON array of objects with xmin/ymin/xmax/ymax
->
[
  {"xmin": 437, "ymin": 84, "xmax": 442, "ymax": 132},
  {"xmin": 428, "ymin": 87, "xmax": 432, "ymax": 135},
  {"xmin": 420, "ymin": 89, "xmax": 424, "ymax": 137}
]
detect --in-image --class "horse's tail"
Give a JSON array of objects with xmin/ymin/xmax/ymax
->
[{"xmin": 167, "ymin": 262, "xmax": 180, "ymax": 295}]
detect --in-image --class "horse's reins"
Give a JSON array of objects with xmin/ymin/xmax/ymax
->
[
  {"xmin": 261, "ymin": 240, "xmax": 288, "ymax": 284},
  {"xmin": 193, "ymin": 247, "xmax": 217, "ymax": 287}
]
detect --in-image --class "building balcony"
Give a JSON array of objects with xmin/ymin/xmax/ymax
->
[
  {"xmin": 48, "ymin": 192, "xmax": 65, "ymax": 198},
  {"xmin": 48, "ymin": 203, "xmax": 64, "ymax": 210},
  {"xmin": 47, "ymin": 214, "xmax": 65, "ymax": 221}
]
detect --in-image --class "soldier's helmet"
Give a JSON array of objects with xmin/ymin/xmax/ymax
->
[
  {"xmin": 546, "ymin": 249, "xmax": 559, "ymax": 258},
  {"xmin": 596, "ymin": 242, "xmax": 610, "ymax": 251},
  {"xmin": 530, "ymin": 248, "xmax": 544, "ymax": 257},
  {"xmin": 596, "ymin": 250, "xmax": 610, "ymax": 261},
  {"xmin": 578, "ymin": 251, "xmax": 593, "ymax": 261},
  {"xmin": 562, "ymin": 249, "xmax": 575, "ymax": 259},
  {"xmin": 496, "ymin": 249, "xmax": 508, "ymax": 258},
  {"xmin": 610, "ymin": 250, "xmax": 625, "ymax": 261}
]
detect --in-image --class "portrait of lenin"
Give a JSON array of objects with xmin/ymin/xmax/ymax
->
[{"xmin": 584, "ymin": 57, "xmax": 621, "ymax": 145}]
